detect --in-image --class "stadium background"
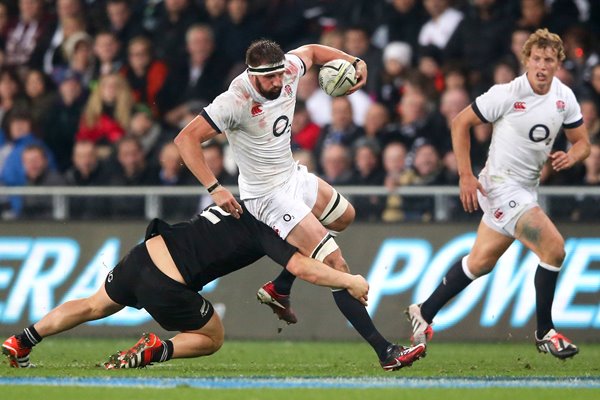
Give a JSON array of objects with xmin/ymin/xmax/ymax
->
[{"xmin": 0, "ymin": 0, "xmax": 599, "ymax": 345}]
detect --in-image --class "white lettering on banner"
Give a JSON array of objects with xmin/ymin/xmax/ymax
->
[
  {"xmin": 0, "ymin": 236, "xmax": 598, "ymax": 329},
  {"xmin": 365, "ymin": 239, "xmax": 431, "ymax": 314},
  {"xmin": 365, "ymin": 234, "xmax": 600, "ymax": 331},
  {"xmin": 1, "ymin": 239, "xmax": 79, "ymax": 323},
  {"xmin": 553, "ymin": 239, "xmax": 600, "ymax": 328}
]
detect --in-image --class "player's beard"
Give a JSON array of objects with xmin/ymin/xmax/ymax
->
[{"xmin": 256, "ymin": 79, "xmax": 282, "ymax": 100}]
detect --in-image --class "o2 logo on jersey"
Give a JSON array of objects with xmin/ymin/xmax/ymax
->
[
  {"xmin": 273, "ymin": 115, "xmax": 291, "ymax": 137},
  {"xmin": 528, "ymin": 124, "xmax": 550, "ymax": 143}
]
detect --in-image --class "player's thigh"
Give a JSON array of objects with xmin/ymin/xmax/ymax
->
[
  {"xmin": 286, "ymin": 212, "xmax": 331, "ymax": 254},
  {"xmin": 469, "ymin": 220, "xmax": 515, "ymax": 276},
  {"xmin": 312, "ymin": 177, "xmax": 355, "ymax": 230},
  {"xmin": 514, "ymin": 207, "xmax": 565, "ymax": 265},
  {"xmin": 88, "ymin": 283, "xmax": 125, "ymax": 317}
]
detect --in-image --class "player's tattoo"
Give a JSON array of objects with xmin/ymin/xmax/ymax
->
[{"xmin": 520, "ymin": 223, "xmax": 541, "ymax": 245}]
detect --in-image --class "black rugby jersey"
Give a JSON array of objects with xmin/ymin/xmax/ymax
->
[{"xmin": 144, "ymin": 204, "xmax": 297, "ymax": 291}]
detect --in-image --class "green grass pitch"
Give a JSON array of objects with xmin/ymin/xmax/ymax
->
[{"xmin": 1, "ymin": 339, "xmax": 599, "ymax": 400}]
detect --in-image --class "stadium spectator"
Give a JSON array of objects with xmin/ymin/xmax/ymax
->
[
  {"xmin": 0, "ymin": 110, "xmax": 56, "ymax": 188},
  {"xmin": 200, "ymin": 0, "xmax": 228, "ymax": 33},
  {"xmin": 157, "ymin": 142, "xmax": 197, "ymax": 220},
  {"xmin": 436, "ymin": 87, "xmax": 471, "ymax": 154},
  {"xmin": 362, "ymin": 102, "xmax": 390, "ymax": 144},
  {"xmin": 158, "ymin": 24, "xmax": 229, "ymax": 126},
  {"xmin": 379, "ymin": 90, "xmax": 436, "ymax": 150},
  {"xmin": 383, "ymin": 0, "xmax": 428, "ymax": 52},
  {"xmin": 121, "ymin": 36, "xmax": 168, "ymax": 117},
  {"xmin": 581, "ymin": 98, "xmax": 599, "ymax": 141},
  {"xmin": 291, "ymin": 100, "xmax": 321, "ymax": 151},
  {"xmin": 561, "ymin": 25, "xmax": 599, "ymax": 87},
  {"xmin": 18, "ymin": 144, "xmax": 66, "ymax": 219},
  {"xmin": 351, "ymin": 137, "xmax": 385, "ymax": 221},
  {"xmin": 148, "ymin": 0, "xmax": 200, "ymax": 67},
  {"xmin": 517, "ymin": 0, "xmax": 546, "ymax": 30},
  {"xmin": 0, "ymin": 2, "xmax": 10, "ymax": 48},
  {"xmin": 60, "ymin": 30, "xmax": 95, "ymax": 87},
  {"xmin": 444, "ymin": 0, "xmax": 512, "ymax": 91},
  {"xmin": 314, "ymin": 96, "xmax": 365, "ymax": 165},
  {"xmin": 375, "ymin": 41, "xmax": 412, "ymax": 113},
  {"xmin": 398, "ymin": 142, "xmax": 447, "ymax": 222},
  {"xmin": 105, "ymin": 0, "xmax": 146, "ymax": 51},
  {"xmin": 0, "ymin": 203, "xmax": 423, "ymax": 371},
  {"xmin": 127, "ymin": 103, "xmax": 168, "ymax": 166},
  {"xmin": 92, "ymin": 31, "xmax": 123, "ymax": 79},
  {"xmin": 64, "ymin": 140, "xmax": 111, "ymax": 219},
  {"xmin": 23, "ymin": 68, "xmax": 55, "ymax": 131},
  {"xmin": 571, "ymin": 139, "xmax": 600, "ymax": 221},
  {"xmin": 42, "ymin": 0, "xmax": 88, "ymax": 75},
  {"xmin": 492, "ymin": 58, "xmax": 519, "ymax": 85},
  {"xmin": 381, "ymin": 141, "xmax": 410, "ymax": 222},
  {"xmin": 4, "ymin": 0, "xmax": 51, "ymax": 70},
  {"xmin": 43, "ymin": 68, "xmax": 86, "ymax": 172},
  {"xmin": 417, "ymin": 45, "xmax": 445, "ymax": 94},
  {"xmin": 580, "ymin": 64, "xmax": 600, "ymax": 113},
  {"xmin": 343, "ymin": 25, "xmax": 383, "ymax": 94},
  {"xmin": 406, "ymin": 29, "xmax": 588, "ymax": 360},
  {"xmin": 507, "ymin": 27, "xmax": 533, "ymax": 75},
  {"xmin": 214, "ymin": 0, "xmax": 260, "ymax": 65},
  {"xmin": 107, "ymin": 136, "xmax": 159, "ymax": 218},
  {"xmin": 319, "ymin": 142, "xmax": 354, "ymax": 186},
  {"xmin": 418, "ymin": 0, "xmax": 463, "ymax": 52},
  {"xmin": 0, "ymin": 67, "xmax": 27, "ymax": 132},
  {"xmin": 76, "ymin": 72, "xmax": 134, "ymax": 151}
]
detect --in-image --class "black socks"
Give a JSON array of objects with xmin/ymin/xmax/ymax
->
[
  {"xmin": 16, "ymin": 325, "xmax": 42, "ymax": 348},
  {"xmin": 150, "ymin": 339, "xmax": 174, "ymax": 363},
  {"xmin": 420, "ymin": 258, "xmax": 474, "ymax": 323},
  {"xmin": 272, "ymin": 268, "xmax": 296, "ymax": 295},
  {"xmin": 332, "ymin": 289, "xmax": 390, "ymax": 361},
  {"xmin": 535, "ymin": 263, "xmax": 559, "ymax": 337}
]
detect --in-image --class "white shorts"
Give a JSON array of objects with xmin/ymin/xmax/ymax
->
[
  {"xmin": 244, "ymin": 163, "xmax": 318, "ymax": 239},
  {"xmin": 477, "ymin": 175, "xmax": 538, "ymax": 237}
]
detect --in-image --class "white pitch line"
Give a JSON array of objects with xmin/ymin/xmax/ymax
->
[{"xmin": 1, "ymin": 377, "xmax": 600, "ymax": 389}]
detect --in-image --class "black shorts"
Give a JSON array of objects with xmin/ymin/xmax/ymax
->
[{"xmin": 104, "ymin": 243, "xmax": 214, "ymax": 331}]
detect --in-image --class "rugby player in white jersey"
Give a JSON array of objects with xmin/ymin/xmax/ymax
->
[
  {"xmin": 174, "ymin": 40, "xmax": 412, "ymax": 368},
  {"xmin": 406, "ymin": 29, "xmax": 590, "ymax": 359}
]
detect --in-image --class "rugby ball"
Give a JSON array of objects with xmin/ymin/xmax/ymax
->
[{"xmin": 318, "ymin": 59, "xmax": 357, "ymax": 97}]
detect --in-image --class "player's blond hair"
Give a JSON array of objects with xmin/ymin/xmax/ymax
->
[{"xmin": 521, "ymin": 28, "xmax": 566, "ymax": 64}]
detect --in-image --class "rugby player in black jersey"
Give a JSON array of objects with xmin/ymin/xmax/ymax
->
[{"xmin": 2, "ymin": 204, "xmax": 425, "ymax": 371}]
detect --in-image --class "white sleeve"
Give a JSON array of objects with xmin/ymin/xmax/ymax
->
[
  {"xmin": 563, "ymin": 88, "xmax": 583, "ymax": 128},
  {"xmin": 202, "ymin": 91, "xmax": 241, "ymax": 133},
  {"xmin": 285, "ymin": 53, "xmax": 306, "ymax": 77},
  {"xmin": 472, "ymin": 84, "xmax": 512, "ymax": 123}
]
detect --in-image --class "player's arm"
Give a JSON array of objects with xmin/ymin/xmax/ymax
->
[
  {"xmin": 550, "ymin": 124, "xmax": 590, "ymax": 171},
  {"xmin": 174, "ymin": 115, "xmax": 242, "ymax": 217},
  {"xmin": 289, "ymin": 44, "xmax": 367, "ymax": 94},
  {"xmin": 451, "ymin": 105, "xmax": 487, "ymax": 213},
  {"xmin": 285, "ymin": 253, "xmax": 369, "ymax": 305}
]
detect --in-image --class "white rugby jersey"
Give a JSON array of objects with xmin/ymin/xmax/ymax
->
[
  {"xmin": 473, "ymin": 73, "xmax": 583, "ymax": 186},
  {"xmin": 202, "ymin": 54, "xmax": 306, "ymax": 199}
]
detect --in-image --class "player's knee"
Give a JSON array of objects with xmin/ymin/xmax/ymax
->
[
  {"xmin": 310, "ymin": 234, "xmax": 349, "ymax": 271},
  {"xmin": 465, "ymin": 256, "xmax": 495, "ymax": 277},
  {"xmin": 544, "ymin": 242, "xmax": 566, "ymax": 267},
  {"xmin": 319, "ymin": 190, "xmax": 353, "ymax": 230},
  {"xmin": 207, "ymin": 334, "xmax": 224, "ymax": 355}
]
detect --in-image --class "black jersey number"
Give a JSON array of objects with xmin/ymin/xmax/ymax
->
[
  {"xmin": 200, "ymin": 206, "xmax": 230, "ymax": 224},
  {"xmin": 272, "ymin": 115, "xmax": 290, "ymax": 137},
  {"xmin": 528, "ymin": 124, "xmax": 550, "ymax": 143}
]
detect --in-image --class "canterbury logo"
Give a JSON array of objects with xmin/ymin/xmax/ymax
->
[{"xmin": 513, "ymin": 101, "xmax": 526, "ymax": 111}]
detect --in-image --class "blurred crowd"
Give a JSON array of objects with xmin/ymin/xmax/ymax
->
[{"xmin": 0, "ymin": 0, "xmax": 599, "ymax": 222}]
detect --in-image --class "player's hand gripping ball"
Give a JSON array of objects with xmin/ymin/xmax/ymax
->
[{"xmin": 318, "ymin": 59, "xmax": 357, "ymax": 97}]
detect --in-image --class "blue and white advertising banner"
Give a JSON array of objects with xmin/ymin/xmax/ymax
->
[{"xmin": 0, "ymin": 222, "xmax": 598, "ymax": 341}]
